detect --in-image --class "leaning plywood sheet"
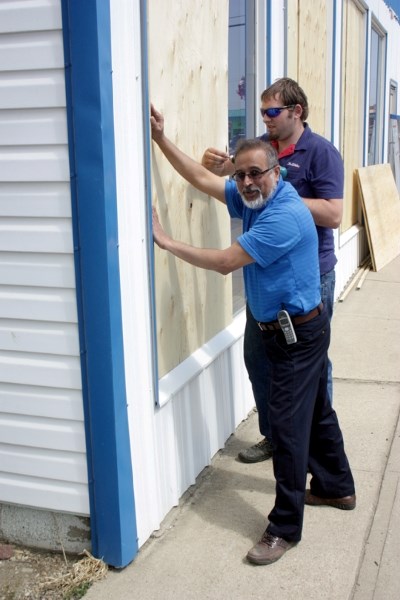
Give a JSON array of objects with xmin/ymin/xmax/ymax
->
[{"xmin": 356, "ymin": 164, "xmax": 400, "ymax": 271}]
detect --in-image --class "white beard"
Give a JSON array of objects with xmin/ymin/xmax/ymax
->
[{"xmin": 240, "ymin": 181, "xmax": 278, "ymax": 210}]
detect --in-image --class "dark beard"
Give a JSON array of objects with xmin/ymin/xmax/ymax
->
[{"xmin": 266, "ymin": 129, "xmax": 279, "ymax": 141}]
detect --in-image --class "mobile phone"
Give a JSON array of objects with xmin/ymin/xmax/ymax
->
[{"xmin": 277, "ymin": 310, "xmax": 297, "ymax": 345}]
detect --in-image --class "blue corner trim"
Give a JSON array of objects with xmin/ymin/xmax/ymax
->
[{"xmin": 61, "ymin": 0, "xmax": 138, "ymax": 567}]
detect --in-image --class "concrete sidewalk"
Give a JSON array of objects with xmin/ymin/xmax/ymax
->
[{"xmin": 86, "ymin": 256, "xmax": 400, "ymax": 600}]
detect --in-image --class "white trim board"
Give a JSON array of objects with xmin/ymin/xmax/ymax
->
[{"xmin": 158, "ymin": 309, "xmax": 246, "ymax": 407}]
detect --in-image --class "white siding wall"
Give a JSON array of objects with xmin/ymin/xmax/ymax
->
[{"xmin": 0, "ymin": 0, "xmax": 88, "ymax": 514}]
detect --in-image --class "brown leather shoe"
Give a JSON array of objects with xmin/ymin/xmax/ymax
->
[
  {"xmin": 305, "ymin": 489, "xmax": 356, "ymax": 510},
  {"xmin": 247, "ymin": 530, "xmax": 296, "ymax": 565}
]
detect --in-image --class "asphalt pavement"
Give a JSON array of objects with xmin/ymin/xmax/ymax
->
[{"xmin": 85, "ymin": 255, "xmax": 400, "ymax": 600}]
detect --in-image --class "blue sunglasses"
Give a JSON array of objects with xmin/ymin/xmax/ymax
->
[{"xmin": 260, "ymin": 105, "xmax": 295, "ymax": 118}]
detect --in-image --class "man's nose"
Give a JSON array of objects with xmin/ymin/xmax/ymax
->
[{"xmin": 243, "ymin": 173, "xmax": 254, "ymax": 184}]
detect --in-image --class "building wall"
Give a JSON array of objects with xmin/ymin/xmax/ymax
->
[
  {"xmin": 274, "ymin": 0, "xmax": 400, "ymax": 292},
  {"xmin": 0, "ymin": 0, "xmax": 398, "ymax": 558},
  {"xmin": 0, "ymin": 0, "xmax": 88, "ymax": 516},
  {"xmin": 337, "ymin": 0, "xmax": 400, "ymax": 289},
  {"xmin": 127, "ymin": 0, "xmax": 399, "ymax": 549}
]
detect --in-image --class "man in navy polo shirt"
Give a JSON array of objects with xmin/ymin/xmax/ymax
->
[
  {"xmin": 202, "ymin": 78, "xmax": 343, "ymax": 464},
  {"xmin": 150, "ymin": 109, "xmax": 355, "ymax": 564}
]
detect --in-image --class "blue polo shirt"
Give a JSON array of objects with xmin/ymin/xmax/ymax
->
[
  {"xmin": 225, "ymin": 177, "xmax": 321, "ymax": 322},
  {"xmin": 260, "ymin": 125, "xmax": 344, "ymax": 275}
]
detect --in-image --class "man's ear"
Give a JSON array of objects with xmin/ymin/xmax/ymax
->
[
  {"xmin": 274, "ymin": 164, "xmax": 281, "ymax": 180},
  {"xmin": 293, "ymin": 104, "xmax": 303, "ymax": 119}
]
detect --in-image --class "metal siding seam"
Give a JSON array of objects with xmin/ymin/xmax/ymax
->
[{"xmin": 60, "ymin": 0, "xmax": 138, "ymax": 567}]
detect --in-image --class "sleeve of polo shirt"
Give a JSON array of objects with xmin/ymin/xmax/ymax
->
[
  {"xmin": 310, "ymin": 140, "xmax": 344, "ymax": 199},
  {"xmin": 225, "ymin": 179, "xmax": 244, "ymax": 219},
  {"xmin": 237, "ymin": 207, "xmax": 302, "ymax": 268}
]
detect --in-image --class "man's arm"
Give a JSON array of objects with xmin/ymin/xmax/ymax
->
[
  {"xmin": 302, "ymin": 141, "xmax": 344, "ymax": 228},
  {"xmin": 302, "ymin": 198, "xmax": 343, "ymax": 228},
  {"xmin": 201, "ymin": 147, "xmax": 236, "ymax": 178},
  {"xmin": 152, "ymin": 208, "xmax": 253, "ymax": 275},
  {"xmin": 150, "ymin": 105, "xmax": 227, "ymax": 204}
]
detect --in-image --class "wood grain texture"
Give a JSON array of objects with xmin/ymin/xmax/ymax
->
[
  {"xmin": 357, "ymin": 163, "xmax": 400, "ymax": 271},
  {"xmin": 297, "ymin": 0, "xmax": 327, "ymax": 136},
  {"xmin": 287, "ymin": 0, "xmax": 328, "ymax": 136},
  {"xmin": 341, "ymin": 0, "xmax": 366, "ymax": 231},
  {"xmin": 148, "ymin": 0, "xmax": 231, "ymax": 376}
]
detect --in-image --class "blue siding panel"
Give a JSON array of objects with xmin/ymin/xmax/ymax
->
[{"xmin": 61, "ymin": 0, "xmax": 138, "ymax": 567}]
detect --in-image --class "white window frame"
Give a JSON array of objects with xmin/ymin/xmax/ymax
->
[{"xmin": 366, "ymin": 18, "xmax": 387, "ymax": 165}]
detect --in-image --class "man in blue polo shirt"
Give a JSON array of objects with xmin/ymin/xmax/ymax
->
[
  {"xmin": 202, "ymin": 78, "xmax": 343, "ymax": 464},
  {"xmin": 150, "ymin": 107, "xmax": 355, "ymax": 565}
]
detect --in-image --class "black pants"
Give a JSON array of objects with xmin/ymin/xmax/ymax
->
[
  {"xmin": 244, "ymin": 270, "xmax": 336, "ymax": 439},
  {"xmin": 261, "ymin": 308, "xmax": 355, "ymax": 542}
]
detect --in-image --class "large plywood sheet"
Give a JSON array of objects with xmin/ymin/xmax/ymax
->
[
  {"xmin": 341, "ymin": 0, "xmax": 366, "ymax": 231},
  {"xmin": 286, "ymin": 0, "xmax": 299, "ymax": 80},
  {"xmin": 287, "ymin": 0, "xmax": 328, "ymax": 137},
  {"xmin": 297, "ymin": 0, "xmax": 327, "ymax": 136},
  {"xmin": 148, "ymin": 1, "xmax": 231, "ymax": 377},
  {"xmin": 356, "ymin": 164, "xmax": 400, "ymax": 271}
]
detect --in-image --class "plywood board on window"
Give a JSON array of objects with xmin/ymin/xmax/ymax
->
[
  {"xmin": 286, "ymin": 0, "xmax": 299, "ymax": 80},
  {"xmin": 341, "ymin": 0, "xmax": 366, "ymax": 232},
  {"xmin": 148, "ymin": 1, "xmax": 231, "ymax": 377},
  {"xmin": 286, "ymin": 0, "xmax": 328, "ymax": 137},
  {"xmin": 297, "ymin": 0, "xmax": 328, "ymax": 136},
  {"xmin": 356, "ymin": 163, "xmax": 400, "ymax": 271}
]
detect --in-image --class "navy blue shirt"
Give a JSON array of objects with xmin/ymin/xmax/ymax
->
[
  {"xmin": 260, "ymin": 125, "xmax": 344, "ymax": 275},
  {"xmin": 225, "ymin": 177, "xmax": 321, "ymax": 322}
]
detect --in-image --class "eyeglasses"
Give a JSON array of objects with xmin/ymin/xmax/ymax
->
[
  {"xmin": 232, "ymin": 164, "xmax": 278, "ymax": 182},
  {"xmin": 260, "ymin": 105, "xmax": 295, "ymax": 118}
]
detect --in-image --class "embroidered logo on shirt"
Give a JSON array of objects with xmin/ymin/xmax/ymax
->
[{"xmin": 287, "ymin": 161, "xmax": 300, "ymax": 169}]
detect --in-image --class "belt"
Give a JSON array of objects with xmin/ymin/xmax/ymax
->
[{"xmin": 257, "ymin": 303, "xmax": 323, "ymax": 332}]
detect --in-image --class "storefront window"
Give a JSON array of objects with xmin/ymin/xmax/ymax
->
[{"xmin": 368, "ymin": 26, "xmax": 385, "ymax": 165}]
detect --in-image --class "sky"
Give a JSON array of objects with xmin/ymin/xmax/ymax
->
[{"xmin": 386, "ymin": 0, "xmax": 400, "ymax": 18}]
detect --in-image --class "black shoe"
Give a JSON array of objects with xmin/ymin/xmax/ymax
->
[{"xmin": 238, "ymin": 438, "xmax": 273, "ymax": 463}]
